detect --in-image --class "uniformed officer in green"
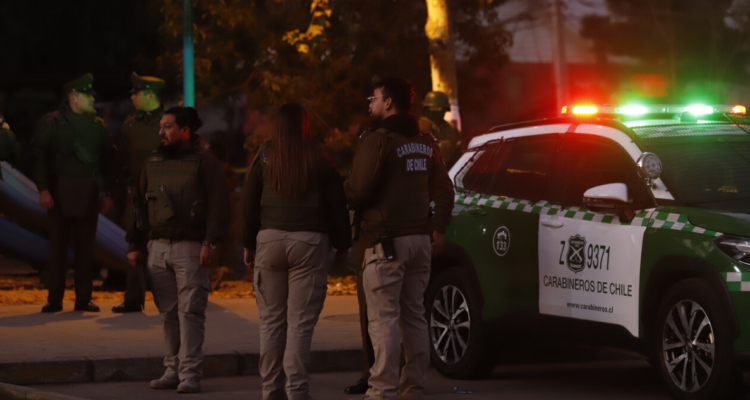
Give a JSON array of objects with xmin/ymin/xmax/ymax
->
[
  {"xmin": 345, "ymin": 77, "xmax": 454, "ymax": 400},
  {"xmin": 0, "ymin": 116, "xmax": 21, "ymax": 165},
  {"xmin": 418, "ymin": 91, "xmax": 461, "ymax": 167},
  {"xmin": 126, "ymin": 107, "xmax": 231, "ymax": 393},
  {"xmin": 112, "ymin": 72, "xmax": 166, "ymax": 314},
  {"xmin": 32, "ymin": 73, "xmax": 117, "ymax": 313}
]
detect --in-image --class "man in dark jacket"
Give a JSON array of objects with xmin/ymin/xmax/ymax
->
[
  {"xmin": 32, "ymin": 73, "xmax": 117, "ymax": 313},
  {"xmin": 113, "ymin": 72, "xmax": 165, "ymax": 314},
  {"xmin": 126, "ymin": 107, "xmax": 230, "ymax": 393},
  {"xmin": 345, "ymin": 77, "xmax": 454, "ymax": 400}
]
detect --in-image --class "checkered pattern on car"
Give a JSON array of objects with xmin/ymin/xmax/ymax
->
[{"xmin": 454, "ymin": 191, "xmax": 722, "ymax": 236}]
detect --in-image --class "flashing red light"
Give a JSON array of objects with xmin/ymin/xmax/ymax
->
[{"xmin": 732, "ymin": 105, "xmax": 747, "ymax": 115}]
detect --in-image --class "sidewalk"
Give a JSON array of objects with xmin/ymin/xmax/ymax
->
[{"xmin": 0, "ymin": 296, "xmax": 363, "ymax": 385}]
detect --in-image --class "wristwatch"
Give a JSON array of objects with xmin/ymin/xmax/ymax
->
[{"xmin": 202, "ymin": 241, "xmax": 216, "ymax": 250}]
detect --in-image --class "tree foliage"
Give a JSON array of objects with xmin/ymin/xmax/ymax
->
[
  {"xmin": 156, "ymin": 0, "xmax": 510, "ymax": 154},
  {"xmin": 580, "ymin": 0, "xmax": 750, "ymax": 100}
]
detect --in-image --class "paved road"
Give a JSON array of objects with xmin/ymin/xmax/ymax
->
[
  {"xmin": 0, "ymin": 297, "xmax": 360, "ymax": 364},
  {"xmin": 33, "ymin": 359, "xmax": 671, "ymax": 400}
]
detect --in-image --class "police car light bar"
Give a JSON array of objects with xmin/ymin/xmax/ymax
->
[{"xmin": 561, "ymin": 104, "xmax": 747, "ymax": 116}]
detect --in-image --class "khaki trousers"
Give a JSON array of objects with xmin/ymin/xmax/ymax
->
[
  {"xmin": 364, "ymin": 235, "xmax": 431, "ymax": 400},
  {"xmin": 147, "ymin": 240, "xmax": 210, "ymax": 382},
  {"xmin": 254, "ymin": 229, "xmax": 331, "ymax": 400}
]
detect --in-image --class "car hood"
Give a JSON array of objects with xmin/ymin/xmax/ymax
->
[{"xmin": 674, "ymin": 207, "xmax": 750, "ymax": 237}]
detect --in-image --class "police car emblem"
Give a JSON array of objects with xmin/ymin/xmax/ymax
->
[
  {"xmin": 567, "ymin": 235, "xmax": 587, "ymax": 273},
  {"xmin": 493, "ymin": 226, "xmax": 510, "ymax": 257}
]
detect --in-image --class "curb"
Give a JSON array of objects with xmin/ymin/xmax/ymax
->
[
  {"xmin": 0, "ymin": 382, "xmax": 88, "ymax": 400},
  {"xmin": 0, "ymin": 349, "xmax": 361, "ymax": 386}
]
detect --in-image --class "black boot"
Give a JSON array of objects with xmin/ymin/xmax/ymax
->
[
  {"xmin": 41, "ymin": 302, "xmax": 63, "ymax": 313},
  {"xmin": 112, "ymin": 302, "xmax": 143, "ymax": 313},
  {"xmin": 344, "ymin": 378, "xmax": 369, "ymax": 395},
  {"xmin": 74, "ymin": 301, "xmax": 100, "ymax": 312}
]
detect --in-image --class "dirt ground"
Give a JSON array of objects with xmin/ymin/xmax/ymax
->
[{"xmin": 0, "ymin": 271, "xmax": 357, "ymax": 306}]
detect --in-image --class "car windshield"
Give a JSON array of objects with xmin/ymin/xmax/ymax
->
[{"xmin": 638, "ymin": 124, "xmax": 750, "ymax": 212}]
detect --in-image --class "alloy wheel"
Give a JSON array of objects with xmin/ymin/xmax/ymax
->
[
  {"xmin": 662, "ymin": 300, "xmax": 715, "ymax": 393},
  {"xmin": 430, "ymin": 285, "xmax": 471, "ymax": 365}
]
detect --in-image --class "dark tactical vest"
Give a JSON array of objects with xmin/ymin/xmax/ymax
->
[
  {"xmin": 258, "ymin": 145, "xmax": 329, "ymax": 232},
  {"xmin": 361, "ymin": 128, "xmax": 433, "ymax": 228},
  {"xmin": 144, "ymin": 149, "xmax": 208, "ymax": 232}
]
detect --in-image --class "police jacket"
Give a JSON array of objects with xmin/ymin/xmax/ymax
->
[
  {"xmin": 121, "ymin": 105, "xmax": 164, "ymax": 186},
  {"xmin": 31, "ymin": 102, "xmax": 117, "ymax": 193},
  {"xmin": 126, "ymin": 136, "xmax": 231, "ymax": 252},
  {"xmin": 345, "ymin": 113, "xmax": 454, "ymax": 247},
  {"xmin": 240, "ymin": 141, "xmax": 352, "ymax": 252}
]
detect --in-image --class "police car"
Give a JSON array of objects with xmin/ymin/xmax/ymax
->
[{"xmin": 427, "ymin": 104, "xmax": 750, "ymax": 399}]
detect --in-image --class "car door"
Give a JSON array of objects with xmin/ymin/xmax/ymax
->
[
  {"xmin": 537, "ymin": 134, "xmax": 654, "ymax": 337},
  {"xmin": 455, "ymin": 134, "xmax": 562, "ymax": 321}
]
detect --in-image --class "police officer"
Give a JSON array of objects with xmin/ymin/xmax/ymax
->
[
  {"xmin": 112, "ymin": 72, "xmax": 166, "ymax": 314},
  {"xmin": 0, "ymin": 115, "xmax": 21, "ymax": 165},
  {"xmin": 345, "ymin": 77, "xmax": 454, "ymax": 400},
  {"xmin": 241, "ymin": 103, "xmax": 352, "ymax": 400},
  {"xmin": 33, "ymin": 73, "xmax": 117, "ymax": 313},
  {"xmin": 418, "ymin": 91, "xmax": 461, "ymax": 167},
  {"xmin": 126, "ymin": 107, "xmax": 230, "ymax": 393}
]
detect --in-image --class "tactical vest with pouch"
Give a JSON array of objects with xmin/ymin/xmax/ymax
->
[{"xmin": 143, "ymin": 149, "xmax": 208, "ymax": 234}]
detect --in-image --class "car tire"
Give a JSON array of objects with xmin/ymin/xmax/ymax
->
[
  {"xmin": 653, "ymin": 278, "xmax": 743, "ymax": 400},
  {"xmin": 425, "ymin": 266, "xmax": 494, "ymax": 379}
]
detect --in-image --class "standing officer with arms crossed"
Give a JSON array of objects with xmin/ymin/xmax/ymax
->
[
  {"xmin": 33, "ymin": 73, "xmax": 117, "ymax": 313},
  {"xmin": 112, "ymin": 72, "xmax": 166, "ymax": 314},
  {"xmin": 126, "ymin": 107, "xmax": 230, "ymax": 393},
  {"xmin": 345, "ymin": 77, "xmax": 454, "ymax": 400}
]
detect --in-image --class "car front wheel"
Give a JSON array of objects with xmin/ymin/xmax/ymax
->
[
  {"xmin": 425, "ymin": 267, "xmax": 494, "ymax": 379},
  {"xmin": 654, "ymin": 278, "xmax": 743, "ymax": 400}
]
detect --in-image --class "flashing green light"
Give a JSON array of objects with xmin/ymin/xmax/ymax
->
[
  {"xmin": 686, "ymin": 104, "xmax": 714, "ymax": 116},
  {"xmin": 620, "ymin": 105, "xmax": 648, "ymax": 116}
]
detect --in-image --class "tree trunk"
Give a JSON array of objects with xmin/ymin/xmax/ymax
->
[{"xmin": 425, "ymin": 0, "xmax": 461, "ymax": 131}]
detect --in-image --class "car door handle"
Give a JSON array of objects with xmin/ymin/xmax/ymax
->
[
  {"xmin": 467, "ymin": 207, "xmax": 488, "ymax": 216},
  {"xmin": 541, "ymin": 218, "xmax": 564, "ymax": 228}
]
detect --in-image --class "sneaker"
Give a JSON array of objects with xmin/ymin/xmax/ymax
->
[
  {"xmin": 177, "ymin": 379, "xmax": 201, "ymax": 393},
  {"xmin": 150, "ymin": 375, "xmax": 180, "ymax": 390}
]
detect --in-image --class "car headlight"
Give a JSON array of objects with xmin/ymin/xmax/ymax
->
[{"xmin": 714, "ymin": 235, "xmax": 750, "ymax": 265}]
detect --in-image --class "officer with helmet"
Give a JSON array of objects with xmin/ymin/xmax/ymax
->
[{"xmin": 419, "ymin": 91, "xmax": 461, "ymax": 167}]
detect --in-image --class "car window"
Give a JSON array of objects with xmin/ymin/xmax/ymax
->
[
  {"xmin": 459, "ymin": 135, "xmax": 560, "ymax": 201},
  {"xmin": 561, "ymin": 136, "xmax": 651, "ymax": 208},
  {"xmin": 640, "ymin": 135, "xmax": 750, "ymax": 212}
]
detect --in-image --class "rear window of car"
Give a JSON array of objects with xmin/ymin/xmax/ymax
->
[{"xmin": 457, "ymin": 135, "xmax": 559, "ymax": 201}]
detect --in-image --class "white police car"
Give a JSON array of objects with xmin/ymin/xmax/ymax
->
[{"xmin": 428, "ymin": 104, "xmax": 750, "ymax": 399}]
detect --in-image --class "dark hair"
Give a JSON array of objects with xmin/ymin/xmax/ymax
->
[
  {"xmin": 164, "ymin": 106, "xmax": 202, "ymax": 133},
  {"xmin": 265, "ymin": 103, "xmax": 328, "ymax": 200},
  {"xmin": 373, "ymin": 77, "xmax": 415, "ymax": 113}
]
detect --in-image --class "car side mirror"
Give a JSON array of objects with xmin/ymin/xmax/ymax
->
[{"xmin": 583, "ymin": 183, "xmax": 635, "ymax": 223}]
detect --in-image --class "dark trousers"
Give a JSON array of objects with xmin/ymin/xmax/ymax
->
[
  {"xmin": 355, "ymin": 239, "xmax": 376, "ymax": 380},
  {"xmin": 123, "ymin": 260, "xmax": 147, "ymax": 307},
  {"xmin": 46, "ymin": 207, "xmax": 99, "ymax": 304},
  {"xmin": 122, "ymin": 194, "xmax": 147, "ymax": 307}
]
